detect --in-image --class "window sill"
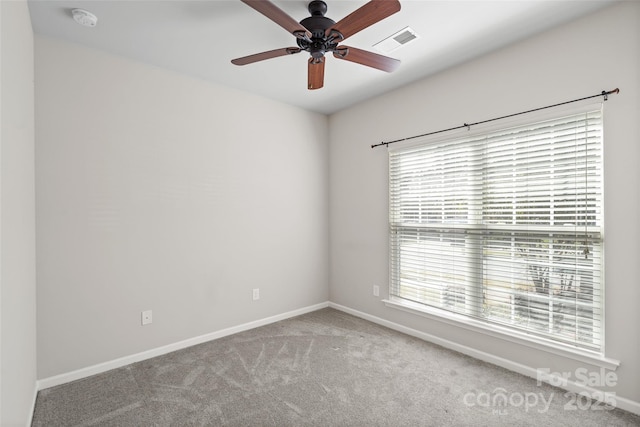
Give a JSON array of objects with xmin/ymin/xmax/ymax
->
[{"xmin": 383, "ymin": 298, "xmax": 620, "ymax": 371}]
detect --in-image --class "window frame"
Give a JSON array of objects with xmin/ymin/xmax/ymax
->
[{"xmin": 385, "ymin": 102, "xmax": 616, "ymax": 368}]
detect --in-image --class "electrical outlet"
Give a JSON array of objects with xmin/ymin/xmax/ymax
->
[
  {"xmin": 373, "ymin": 285, "xmax": 380, "ymax": 297},
  {"xmin": 141, "ymin": 310, "xmax": 152, "ymax": 325},
  {"xmin": 253, "ymin": 288, "xmax": 260, "ymax": 301}
]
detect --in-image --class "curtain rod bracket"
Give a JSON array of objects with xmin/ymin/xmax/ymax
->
[
  {"xmin": 602, "ymin": 88, "xmax": 620, "ymax": 101},
  {"xmin": 464, "ymin": 123, "xmax": 471, "ymax": 131}
]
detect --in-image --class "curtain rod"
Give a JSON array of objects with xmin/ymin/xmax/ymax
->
[{"xmin": 371, "ymin": 88, "xmax": 620, "ymax": 149}]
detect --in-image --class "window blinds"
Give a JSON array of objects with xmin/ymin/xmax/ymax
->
[{"xmin": 389, "ymin": 109, "xmax": 603, "ymax": 351}]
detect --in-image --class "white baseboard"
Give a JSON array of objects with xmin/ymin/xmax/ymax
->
[
  {"xmin": 28, "ymin": 381, "xmax": 38, "ymax": 426},
  {"xmin": 328, "ymin": 302, "xmax": 640, "ymax": 416},
  {"xmin": 37, "ymin": 301, "xmax": 329, "ymax": 391},
  {"xmin": 34, "ymin": 300, "xmax": 640, "ymax": 417},
  {"xmin": 613, "ymin": 396, "xmax": 640, "ymax": 417}
]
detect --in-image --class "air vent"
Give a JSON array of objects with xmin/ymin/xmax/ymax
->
[{"xmin": 373, "ymin": 27, "xmax": 419, "ymax": 54}]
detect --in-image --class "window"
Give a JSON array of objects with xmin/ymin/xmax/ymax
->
[{"xmin": 389, "ymin": 108, "xmax": 603, "ymax": 352}]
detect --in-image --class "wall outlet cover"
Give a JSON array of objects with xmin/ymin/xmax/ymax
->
[{"xmin": 141, "ymin": 310, "xmax": 152, "ymax": 325}]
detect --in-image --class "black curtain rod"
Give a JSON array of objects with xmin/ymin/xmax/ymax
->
[{"xmin": 371, "ymin": 88, "xmax": 620, "ymax": 149}]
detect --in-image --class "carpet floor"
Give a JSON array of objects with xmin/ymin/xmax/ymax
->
[{"xmin": 32, "ymin": 308, "xmax": 640, "ymax": 426}]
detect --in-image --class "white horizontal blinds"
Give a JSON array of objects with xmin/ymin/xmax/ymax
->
[
  {"xmin": 389, "ymin": 109, "xmax": 603, "ymax": 351},
  {"xmin": 389, "ymin": 136, "xmax": 483, "ymax": 226},
  {"xmin": 483, "ymin": 112, "xmax": 603, "ymax": 229},
  {"xmin": 389, "ymin": 134, "xmax": 484, "ymax": 317},
  {"xmin": 481, "ymin": 111, "xmax": 603, "ymax": 349}
]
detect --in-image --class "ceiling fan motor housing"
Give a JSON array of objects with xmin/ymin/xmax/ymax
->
[{"xmin": 297, "ymin": 0, "xmax": 338, "ymax": 59}]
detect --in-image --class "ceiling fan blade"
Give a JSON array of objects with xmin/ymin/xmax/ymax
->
[
  {"xmin": 333, "ymin": 46, "xmax": 400, "ymax": 72},
  {"xmin": 329, "ymin": 0, "xmax": 401, "ymax": 42},
  {"xmin": 241, "ymin": 0, "xmax": 312, "ymax": 40},
  {"xmin": 231, "ymin": 47, "xmax": 301, "ymax": 66},
  {"xmin": 308, "ymin": 58, "xmax": 325, "ymax": 90}
]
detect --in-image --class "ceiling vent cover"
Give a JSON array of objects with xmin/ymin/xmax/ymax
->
[{"xmin": 373, "ymin": 27, "xmax": 418, "ymax": 54}]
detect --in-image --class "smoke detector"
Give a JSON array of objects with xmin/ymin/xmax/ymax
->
[{"xmin": 72, "ymin": 9, "xmax": 98, "ymax": 27}]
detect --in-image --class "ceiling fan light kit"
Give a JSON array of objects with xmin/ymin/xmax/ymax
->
[{"xmin": 232, "ymin": 0, "xmax": 402, "ymax": 90}]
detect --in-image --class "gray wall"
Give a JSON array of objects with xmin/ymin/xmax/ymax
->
[
  {"xmin": 329, "ymin": 1, "xmax": 640, "ymax": 405},
  {"xmin": 0, "ymin": 0, "xmax": 37, "ymax": 425},
  {"xmin": 7, "ymin": 1, "xmax": 639, "ymax": 421},
  {"xmin": 35, "ymin": 37, "xmax": 329, "ymax": 379}
]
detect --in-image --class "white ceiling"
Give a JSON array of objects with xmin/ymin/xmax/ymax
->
[{"xmin": 27, "ymin": 0, "xmax": 614, "ymax": 115}]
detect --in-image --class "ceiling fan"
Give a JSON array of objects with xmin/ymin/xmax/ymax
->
[{"xmin": 231, "ymin": 0, "xmax": 402, "ymax": 90}]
